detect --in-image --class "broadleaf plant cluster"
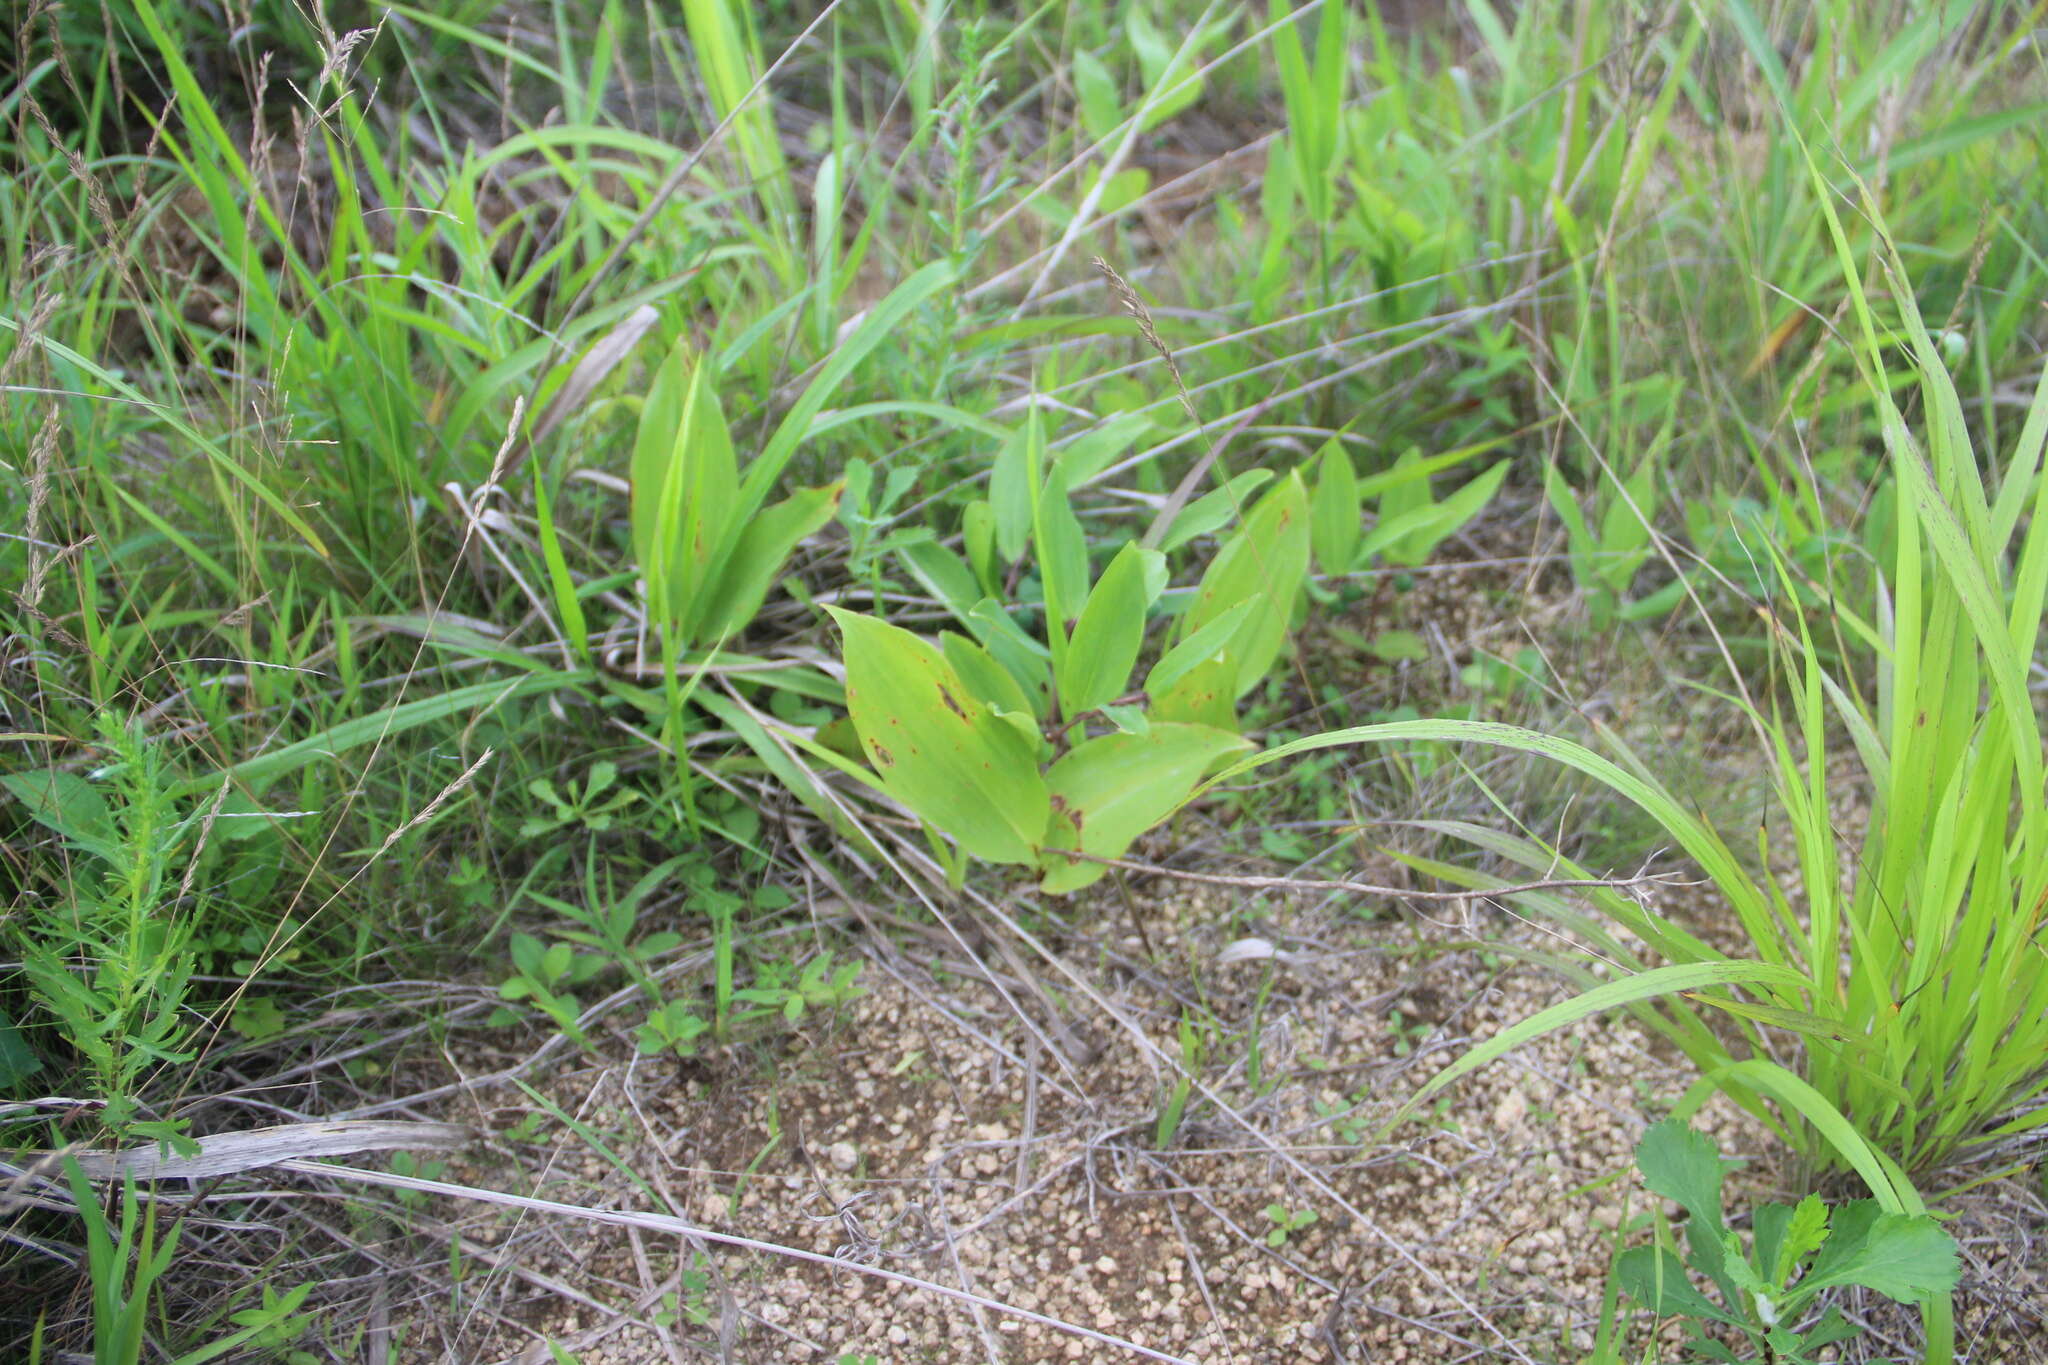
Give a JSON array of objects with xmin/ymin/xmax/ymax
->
[
  {"xmin": 826, "ymin": 414, "xmax": 1314, "ymax": 892},
  {"xmin": 1620, "ymin": 1120, "xmax": 1960, "ymax": 1364}
]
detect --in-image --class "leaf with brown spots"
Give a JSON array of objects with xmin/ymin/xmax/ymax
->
[
  {"xmin": 1038, "ymin": 723, "xmax": 1250, "ymax": 894},
  {"xmin": 828, "ymin": 608, "xmax": 1048, "ymax": 866}
]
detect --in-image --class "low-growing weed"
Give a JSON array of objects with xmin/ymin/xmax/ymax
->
[
  {"xmin": 518, "ymin": 760, "xmax": 643, "ymax": 839},
  {"xmin": 1154, "ymin": 1013, "xmax": 1213, "ymax": 1150},
  {"xmin": 1261, "ymin": 1202, "xmax": 1319, "ymax": 1248},
  {"xmin": 1616, "ymin": 1120, "xmax": 1958, "ymax": 1364},
  {"xmin": 53, "ymin": 1160, "xmax": 318, "ymax": 1365},
  {"xmin": 1185, "ymin": 206, "xmax": 2037, "ymax": 1363},
  {"xmin": 493, "ymin": 851, "xmax": 859, "ymax": 1059},
  {"xmin": 1309, "ymin": 438, "xmax": 1510, "ymax": 586}
]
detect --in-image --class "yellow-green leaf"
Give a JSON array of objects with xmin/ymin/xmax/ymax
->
[
  {"xmin": 1061, "ymin": 543, "xmax": 1161, "ymax": 717},
  {"xmin": 1310, "ymin": 438, "xmax": 1360, "ymax": 575},
  {"xmin": 830, "ymin": 609, "xmax": 1048, "ymax": 865},
  {"xmin": 1172, "ymin": 470, "xmax": 1310, "ymax": 699},
  {"xmin": 703, "ymin": 481, "xmax": 842, "ymax": 639},
  {"xmin": 630, "ymin": 343, "xmax": 737, "ymax": 637},
  {"xmin": 1040, "ymin": 724, "xmax": 1252, "ymax": 893}
]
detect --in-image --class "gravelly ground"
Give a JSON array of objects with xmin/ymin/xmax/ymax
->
[
  {"xmin": 418, "ymin": 882, "xmax": 1726, "ymax": 1364},
  {"xmin": 391, "ymin": 867, "xmax": 2048, "ymax": 1364}
]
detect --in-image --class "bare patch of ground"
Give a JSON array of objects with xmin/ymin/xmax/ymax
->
[{"xmin": 397, "ymin": 875, "xmax": 1765, "ymax": 1364}]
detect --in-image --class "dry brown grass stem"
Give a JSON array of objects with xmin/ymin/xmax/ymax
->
[
  {"xmin": 16, "ymin": 408, "xmax": 60, "ymax": 609},
  {"xmin": 0, "ymin": 278, "xmax": 59, "ymax": 391},
  {"xmin": 1091, "ymin": 255, "xmax": 1198, "ymax": 428},
  {"xmin": 1089, "ymin": 254, "xmax": 1264, "ymax": 555},
  {"xmin": 1942, "ymin": 206, "xmax": 2001, "ymax": 340},
  {"xmin": 371, "ymin": 747, "xmax": 494, "ymax": 861}
]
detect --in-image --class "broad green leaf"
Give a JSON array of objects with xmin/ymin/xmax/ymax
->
[
  {"xmin": 1544, "ymin": 461, "xmax": 1596, "ymax": 580},
  {"xmin": 705, "ymin": 481, "xmax": 842, "ymax": 637},
  {"xmin": 990, "ymin": 409, "xmax": 1044, "ymax": 564},
  {"xmin": 1058, "ymin": 411, "xmax": 1152, "ymax": 486},
  {"xmin": 829, "ymin": 608, "xmax": 1048, "ymax": 865},
  {"xmin": 1151, "ymin": 651, "xmax": 1239, "ymax": 731},
  {"xmin": 1061, "ymin": 543, "xmax": 1162, "ymax": 717},
  {"xmin": 1135, "ymin": 546, "xmax": 1169, "ymax": 604},
  {"xmin": 1252, "ymin": 137, "xmax": 1297, "ymax": 319},
  {"xmin": 1351, "ymin": 441, "xmax": 1509, "ymax": 501},
  {"xmin": 1635, "ymin": 1119, "xmax": 1727, "ymax": 1231},
  {"xmin": 1146, "ymin": 598, "xmax": 1256, "ymax": 703},
  {"xmin": 1620, "ymin": 579, "xmax": 1687, "ymax": 621},
  {"xmin": 1797, "ymin": 1202, "xmax": 1959, "ymax": 1304},
  {"xmin": 1, "ymin": 771, "xmax": 117, "ymax": 863},
  {"xmin": 1035, "ymin": 466, "xmax": 1091, "ymax": 658},
  {"xmin": 941, "ymin": 633, "xmax": 1044, "ymax": 753},
  {"xmin": 1169, "ymin": 471, "xmax": 1310, "ymax": 698},
  {"xmin": 1595, "ymin": 453, "xmax": 1663, "ymax": 592},
  {"xmin": 1270, "ymin": 0, "xmax": 1346, "ymax": 220},
  {"xmin": 1126, "ymin": 9, "xmax": 1209, "ymax": 135},
  {"xmin": 1099, "ymin": 704, "xmax": 1149, "ymax": 736},
  {"xmin": 1040, "ymin": 724, "xmax": 1251, "ymax": 893},
  {"xmin": 898, "ymin": 537, "xmax": 983, "ymax": 621},
  {"xmin": 1375, "ymin": 448, "xmax": 1433, "ymax": 557},
  {"xmin": 1370, "ymin": 460, "xmax": 1508, "ymax": 568},
  {"xmin": 630, "ymin": 343, "xmax": 737, "ymax": 635},
  {"xmin": 1372, "ymin": 629, "xmax": 1428, "ymax": 662},
  {"xmin": 963, "ymin": 501, "xmax": 999, "ymax": 595},
  {"xmin": 1310, "ymin": 438, "xmax": 1361, "ymax": 575},
  {"xmin": 1072, "ymin": 48, "xmax": 1122, "ymax": 143},
  {"xmin": 1156, "ymin": 468, "xmax": 1276, "ymax": 554},
  {"xmin": 965, "ymin": 599, "xmax": 1055, "ymax": 719},
  {"xmin": 1086, "ymin": 167, "xmax": 1153, "ymax": 218}
]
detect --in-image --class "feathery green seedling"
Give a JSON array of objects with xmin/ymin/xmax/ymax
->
[{"xmin": 4, "ymin": 716, "xmax": 210, "ymax": 1139}]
